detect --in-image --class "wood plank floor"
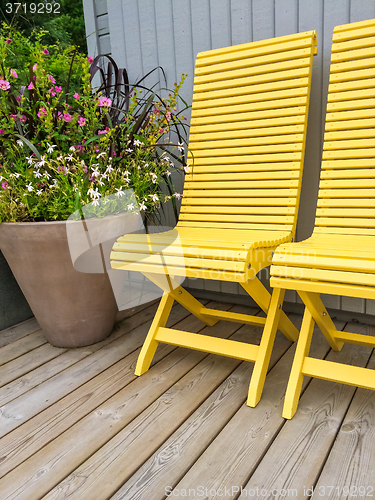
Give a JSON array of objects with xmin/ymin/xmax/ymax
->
[{"xmin": 0, "ymin": 299, "xmax": 374, "ymax": 500}]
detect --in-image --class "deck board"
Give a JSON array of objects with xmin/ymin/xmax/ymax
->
[{"xmin": 0, "ymin": 301, "xmax": 374, "ymax": 499}]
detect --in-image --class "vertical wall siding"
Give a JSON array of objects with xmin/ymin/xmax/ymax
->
[{"xmin": 85, "ymin": 0, "xmax": 375, "ymax": 315}]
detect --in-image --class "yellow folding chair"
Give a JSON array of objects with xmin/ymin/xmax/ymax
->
[
  {"xmin": 268, "ymin": 18, "xmax": 375, "ymax": 419},
  {"xmin": 111, "ymin": 31, "xmax": 318, "ymax": 405}
]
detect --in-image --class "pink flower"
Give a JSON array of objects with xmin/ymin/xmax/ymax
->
[
  {"xmin": 51, "ymin": 91, "xmax": 56, "ymax": 97},
  {"xmin": 16, "ymin": 96, "xmax": 21, "ymax": 102},
  {"xmin": 37, "ymin": 107, "xmax": 47, "ymax": 118},
  {"xmin": 73, "ymin": 93, "xmax": 80, "ymax": 99},
  {"xmin": 10, "ymin": 69, "xmax": 18, "ymax": 79},
  {"xmin": 63, "ymin": 113, "xmax": 72, "ymax": 122},
  {"xmin": 98, "ymin": 129, "xmax": 107, "ymax": 135},
  {"xmin": 43, "ymin": 48, "xmax": 49, "ymax": 55},
  {"xmin": 166, "ymin": 111, "xmax": 171, "ymax": 121},
  {"xmin": 88, "ymin": 56, "xmax": 94, "ymax": 64},
  {"xmin": 28, "ymin": 82, "xmax": 34, "ymax": 90},
  {"xmin": 55, "ymin": 86, "xmax": 62, "ymax": 93},
  {"xmin": 1, "ymin": 181, "xmax": 9, "ymax": 189},
  {"xmin": 10, "ymin": 114, "xmax": 17, "ymax": 120},
  {"xmin": 158, "ymin": 128, "xmax": 164, "ymax": 134},
  {"xmin": 33, "ymin": 64, "xmax": 37, "ymax": 71},
  {"xmin": 48, "ymin": 74, "xmax": 56, "ymax": 83},
  {"xmin": 20, "ymin": 115, "xmax": 27, "ymax": 123},
  {"xmin": 5, "ymin": 38, "xmax": 11, "ymax": 44},
  {"xmin": 98, "ymin": 96, "xmax": 112, "ymax": 107},
  {"xmin": 0, "ymin": 129, "xmax": 3, "ymax": 135},
  {"xmin": 78, "ymin": 117, "xmax": 86, "ymax": 126},
  {"xmin": 0, "ymin": 80, "xmax": 10, "ymax": 90}
]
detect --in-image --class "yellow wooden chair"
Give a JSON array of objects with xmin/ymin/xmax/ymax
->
[
  {"xmin": 111, "ymin": 31, "xmax": 318, "ymax": 405},
  {"xmin": 268, "ymin": 18, "xmax": 375, "ymax": 419}
]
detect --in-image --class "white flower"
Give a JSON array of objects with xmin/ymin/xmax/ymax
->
[
  {"xmin": 91, "ymin": 167, "xmax": 100, "ymax": 177},
  {"xmin": 106, "ymin": 165, "xmax": 114, "ymax": 174},
  {"xmin": 96, "ymin": 152, "xmax": 106, "ymax": 159},
  {"xmin": 33, "ymin": 170, "xmax": 42, "ymax": 178},
  {"xmin": 134, "ymin": 139, "xmax": 142, "ymax": 146},
  {"xmin": 17, "ymin": 140, "xmax": 24, "ymax": 148},
  {"xmin": 144, "ymin": 163, "xmax": 149, "ymax": 168},
  {"xmin": 98, "ymin": 179, "xmax": 105, "ymax": 186},
  {"xmin": 151, "ymin": 173, "xmax": 157, "ymax": 184},
  {"xmin": 36, "ymin": 189, "xmax": 43, "ymax": 196},
  {"xmin": 149, "ymin": 194, "xmax": 159, "ymax": 202},
  {"xmin": 166, "ymin": 171, "xmax": 171, "ymax": 177},
  {"xmin": 101, "ymin": 173, "xmax": 108, "ymax": 180},
  {"xmin": 183, "ymin": 165, "xmax": 191, "ymax": 173},
  {"xmin": 124, "ymin": 170, "xmax": 130, "ymax": 176},
  {"xmin": 127, "ymin": 203, "xmax": 135, "ymax": 211},
  {"xmin": 26, "ymin": 182, "xmax": 34, "ymax": 192},
  {"xmin": 92, "ymin": 198, "xmax": 100, "ymax": 206},
  {"xmin": 69, "ymin": 146, "xmax": 76, "ymax": 152},
  {"xmin": 10, "ymin": 173, "xmax": 20, "ymax": 178},
  {"xmin": 44, "ymin": 172, "xmax": 51, "ymax": 179},
  {"xmin": 0, "ymin": 176, "xmax": 2, "ymax": 181},
  {"xmin": 139, "ymin": 202, "xmax": 147, "ymax": 211},
  {"xmin": 47, "ymin": 143, "xmax": 57, "ymax": 153},
  {"xmin": 65, "ymin": 154, "xmax": 74, "ymax": 162},
  {"xmin": 26, "ymin": 156, "xmax": 34, "ymax": 164},
  {"xmin": 57, "ymin": 155, "xmax": 63, "ymax": 161},
  {"xmin": 174, "ymin": 192, "xmax": 182, "ymax": 199},
  {"xmin": 90, "ymin": 188, "xmax": 101, "ymax": 199},
  {"xmin": 177, "ymin": 142, "xmax": 184, "ymax": 152},
  {"xmin": 115, "ymin": 187, "xmax": 125, "ymax": 197},
  {"xmin": 126, "ymin": 148, "xmax": 133, "ymax": 153},
  {"xmin": 53, "ymin": 179, "xmax": 58, "ymax": 186},
  {"xmin": 38, "ymin": 156, "xmax": 46, "ymax": 167}
]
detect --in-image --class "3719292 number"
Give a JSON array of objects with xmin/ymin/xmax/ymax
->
[{"xmin": 5, "ymin": 3, "xmax": 61, "ymax": 14}]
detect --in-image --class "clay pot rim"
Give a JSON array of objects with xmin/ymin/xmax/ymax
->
[{"xmin": 1, "ymin": 211, "xmax": 137, "ymax": 226}]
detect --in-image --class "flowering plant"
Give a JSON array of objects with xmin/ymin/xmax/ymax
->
[{"xmin": 0, "ymin": 29, "xmax": 189, "ymax": 223}]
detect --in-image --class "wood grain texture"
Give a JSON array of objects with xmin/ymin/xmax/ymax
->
[
  {"xmin": 0, "ymin": 301, "xmax": 162, "ymax": 438},
  {"xmin": 0, "ymin": 304, "xmax": 239, "ymax": 499},
  {"xmin": 312, "ymin": 351, "xmax": 375, "ymax": 499},
  {"xmin": 43, "ymin": 307, "xmax": 261, "ymax": 500},
  {"xmin": 1, "ymin": 302, "xmax": 375, "ymax": 500},
  {"xmin": 0, "ymin": 305, "xmax": 191, "ymax": 480},
  {"xmin": 110, "ymin": 312, "xmax": 294, "ymax": 500},
  {"xmin": 0, "ymin": 318, "xmax": 39, "ymax": 348},
  {"xmin": 0, "ymin": 330, "xmax": 46, "ymax": 366},
  {"xmin": 244, "ymin": 321, "xmax": 374, "ymax": 500},
  {"xmin": 166, "ymin": 317, "xmax": 338, "ymax": 500}
]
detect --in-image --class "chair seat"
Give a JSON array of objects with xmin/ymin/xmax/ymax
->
[
  {"xmin": 111, "ymin": 226, "xmax": 292, "ymax": 282},
  {"xmin": 271, "ymin": 232, "xmax": 375, "ymax": 298}
]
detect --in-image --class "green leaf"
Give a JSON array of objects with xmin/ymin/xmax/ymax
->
[{"xmin": 15, "ymin": 135, "xmax": 41, "ymax": 160}]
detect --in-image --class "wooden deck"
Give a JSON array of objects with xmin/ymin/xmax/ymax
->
[{"xmin": 0, "ymin": 299, "xmax": 374, "ymax": 499}]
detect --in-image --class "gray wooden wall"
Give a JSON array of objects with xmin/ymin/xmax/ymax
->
[{"xmin": 83, "ymin": 0, "xmax": 375, "ymax": 316}]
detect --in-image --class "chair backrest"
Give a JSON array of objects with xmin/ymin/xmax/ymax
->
[
  {"xmin": 315, "ymin": 18, "xmax": 375, "ymax": 236},
  {"xmin": 178, "ymin": 31, "xmax": 317, "ymax": 235}
]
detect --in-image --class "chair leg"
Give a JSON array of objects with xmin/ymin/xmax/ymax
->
[
  {"xmin": 282, "ymin": 307, "xmax": 315, "ymax": 419},
  {"xmin": 247, "ymin": 287, "xmax": 286, "ymax": 407},
  {"xmin": 143, "ymin": 272, "xmax": 218, "ymax": 326},
  {"xmin": 241, "ymin": 277, "xmax": 299, "ymax": 342},
  {"xmin": 135, "ymin": 293, "xmax": 175, "ymax": 376},
  {"xmin": 298, "ymin": 291, "xmax": 343, "ymax": 351}
]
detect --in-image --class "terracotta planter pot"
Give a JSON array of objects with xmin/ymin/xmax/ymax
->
[{"xmin": 0, "ymin": 213, "xmax": 140, "ymax": 347}]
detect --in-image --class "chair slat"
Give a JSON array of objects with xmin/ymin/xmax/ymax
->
[
  {"xmin": 185, "ymin": 170, "xmax": 299, "ymax": 181},
  {"xmin": 184, "ymin": 188, "xmax": 297, "ymax": 198},
  {"xmin": 189, "ymin": 135, "xmax": 304, "ymax": 150},
  {"xmin": 194, "ymin": 68, "xmax": 310, "ymax": 93},
  {"xmin": 180, "ymin": 206, "xmax": 294, "ymax": 215},
  {"xmin": 182, "ymin": 197, "xmax": 296, "ymax": 206},
  {"xmin": 195, "ymin": 49, "xmax": 311, "ymax": 76},
  {"xmin": 191, "ymin": 97, "xmax": 307, "ymax": 117},
  {"xmin": 191, "ymin": 106, "xmax": 306, "ymax": 126},
  {"xmin": 193, "ymin": 80, "xmax": 309, "ymax": 104}
]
